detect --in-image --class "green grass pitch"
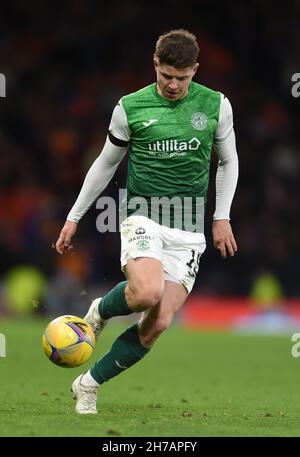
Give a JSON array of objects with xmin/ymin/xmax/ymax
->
[{"xmin": 0, "ymin": 317, "xmax": 300, "ymax": 437}]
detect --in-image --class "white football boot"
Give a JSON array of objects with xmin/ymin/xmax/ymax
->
[
  {"xmin": 71, "ymin": 373, "xmax": 99, "ymax": 414},
  {"xmin": 84, "ymin": 297, "xmax": 107, "ymax": 341}
]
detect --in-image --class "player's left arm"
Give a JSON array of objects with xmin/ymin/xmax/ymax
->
[{"xmin": 212, "ymin": 94, "xmax": 239, "ymax": 258}]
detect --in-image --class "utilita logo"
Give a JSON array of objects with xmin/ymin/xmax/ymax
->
[
  {"xmin": 0, "ymin": 74, "xmax": 6, "ymax": 98},
  {"xmin": 148, "ymin": 137, "xmax": 201, "ymax": 153}
]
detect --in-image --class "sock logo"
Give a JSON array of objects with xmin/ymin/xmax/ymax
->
[{"xmin": 115, "ymin": 360, "xmax": 128, "ymax": 370}]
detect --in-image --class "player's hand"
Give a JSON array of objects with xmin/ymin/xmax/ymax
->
[
  {"xmin": 55, "ymin": 220, "xmax": 77, "ymax": 255},
  {"xmin": 212, "ymin": 220, "xmax": 237, "ymax": 259}
]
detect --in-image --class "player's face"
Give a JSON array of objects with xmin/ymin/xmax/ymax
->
[{"xmin": 154, "ymin": 59, "xmax": 198, "ymax": 101}]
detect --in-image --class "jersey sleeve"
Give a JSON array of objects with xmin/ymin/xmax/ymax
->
[
  {"xmin": 67, "ymin": 136, "xmax": 127, "ymax": 223},
  {"xmin": 213, "ymin": 94, "xmax": 239, "ymax": 220},
  {"xmin": 108, "ymin": 98, "xmax": 131, "ymax": 145},
  {"xmin": 214, "ymin": 94, "xmax": 234, "ymax": 143}
]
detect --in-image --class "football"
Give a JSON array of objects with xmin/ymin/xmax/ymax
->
[{"xmin": 42, "ymin": 315, "xmax": 95, "ymax": 368}]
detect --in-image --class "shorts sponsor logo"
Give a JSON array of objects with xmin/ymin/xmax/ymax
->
[
  {"xmin": 191, "ymin": 112, "xmax": 208, "ymax": 131},
  {"xmin": 129, "ymin": 235, "xmax": 154, "ymax": 243}
]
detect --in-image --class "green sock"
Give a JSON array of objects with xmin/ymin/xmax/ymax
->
[
  {"xmin": 99, "ymin": 281, "xmax": 132, "ymax": 319},
  {"xmin": 90, "ymin": 323, "xmax": 150, "ymax": 384}
]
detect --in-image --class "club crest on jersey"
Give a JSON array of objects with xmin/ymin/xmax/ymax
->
[{"xmin": 191, "ymin": 112, "xmax": 208, "ymax": 131}]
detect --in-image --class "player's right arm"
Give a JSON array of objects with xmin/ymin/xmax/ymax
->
[{"xmin": 55, "ymin": 101, "xmax": 131, "ymax": 254}]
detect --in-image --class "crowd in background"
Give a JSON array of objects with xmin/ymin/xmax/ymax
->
[{"xmin": 0, "ymin": 0, "xmax": 299, "ymax": 315}]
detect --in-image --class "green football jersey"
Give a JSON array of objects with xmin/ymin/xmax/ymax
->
[{"xmin": 120, "ymin": 81, "xmax": 221, "ymax": 232}]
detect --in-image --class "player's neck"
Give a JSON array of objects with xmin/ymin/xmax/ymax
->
[{"xmin": 156, "ymin": 83, "xmax": 191, "ymax": 102}]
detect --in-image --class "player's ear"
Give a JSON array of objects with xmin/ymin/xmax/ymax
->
[
  {"xmin": 153, "ymin": 55, "xmax": 159, "ymax": 69},
  {"xmin": 193, "ymin": 63, "xmax": 199, "ymax": 75}
]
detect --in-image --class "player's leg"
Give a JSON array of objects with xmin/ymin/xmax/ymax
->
[
  {"xmin": 86, "ymin": 257, "xmax": 164, "ymax": 375},
  {"xmin": 72, "ymin": 279, "xmax": 186, "ymax": 414},
  {"xmin": 72, "ymin": 216, "xmax": 166, "ymax": 413},
  {"xmin": 86, "ymin": 250, "xmax": 193, "ymax": 389},
  {"xmin": 84, "ymin": 258, "xmax": 164, "ymax": 338},
  {"xmin": 100, "ymin": 256, "xmax": 164, "ymax": 315},
  {"xmin": 136, "ymin": 225, "xmax": 206, "ymax": 348},
  {"xmin": 124, "ymin": 257, "xmax": 165, "ymax": 310},
  {"xmin": 84, "ymin": 215, "xmax": 164, "ymax": 338},
  {"xmin": 72, "ymin": 219, "xmax": 202, "ymax": 414},
  {"xmin": 138, "ymin": 279, "xmax": 188, "ymax": 348}
]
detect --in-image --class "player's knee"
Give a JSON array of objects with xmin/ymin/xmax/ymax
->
[
  {"xmin": 133, "ymin": 285, "xmax": 163, "ymax": 309},
  {"xmin": 153, "ymin": 315, "xmax": 172, "ymax": 335},
  {"xmin": 139, "ymin": 315, "xmax": 172, "ymax": 347}
]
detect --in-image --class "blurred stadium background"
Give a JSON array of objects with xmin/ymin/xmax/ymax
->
[{"xmin": 0, "ymin": 0, "xmax": 299, "ymax": 328}]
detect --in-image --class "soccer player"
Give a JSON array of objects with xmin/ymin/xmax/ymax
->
[{"xmin": 55, "ymin": 29, "xmax": 238, "ymax": 414}]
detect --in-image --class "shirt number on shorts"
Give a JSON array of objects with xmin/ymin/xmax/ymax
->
[{"xmin": 186, "ymin": 249, "xmax": 201, "ymax": 275}]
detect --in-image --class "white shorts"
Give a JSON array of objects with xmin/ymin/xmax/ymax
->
[{"xmin": 120, "ymin": 215, "xmax": 206, "ymax": 294}]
